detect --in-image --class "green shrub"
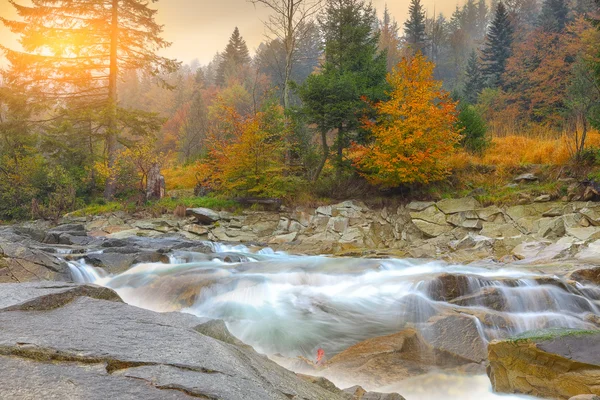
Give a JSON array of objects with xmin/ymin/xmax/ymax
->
[{"xmin": 457, "ymin": 105, "xmax": 490, "ymax": 154}]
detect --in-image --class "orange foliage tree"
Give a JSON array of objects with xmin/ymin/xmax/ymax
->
[
  {"xmin": 351, "ymin": 53, "xmax": 461, "ymax": 187},
  {"xmin": 198, "ymin": 98, "xmax": 300, "ymax": 198}
]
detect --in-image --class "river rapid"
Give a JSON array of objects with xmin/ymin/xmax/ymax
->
[{"xmin": 68, "ymin": 243, "xmax": 600, "ymax": 400}]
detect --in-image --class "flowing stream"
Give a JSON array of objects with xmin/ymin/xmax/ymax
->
[{"xmin": 68, "ymin": 243, "xmax": 600, "ymax": 400}]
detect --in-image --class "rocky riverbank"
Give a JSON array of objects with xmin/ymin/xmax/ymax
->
[
  {"xmin": 53, "ymin": 197, "xmax": 600, "ymax": 266},
  {"xmin": 1, "ymin": 198, "xmax": 599, "ymax": 400}
]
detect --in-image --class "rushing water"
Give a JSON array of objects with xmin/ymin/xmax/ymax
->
[{"xmin": 68, "ymin": 242, "xmax": 599, "ymax": 400}]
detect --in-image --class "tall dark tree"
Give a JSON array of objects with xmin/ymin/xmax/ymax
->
[
  {"xmin": 463, "ymin": 50, "xmax": 485, "ymax": 103},
  {"xmin": 1, "ymin": 0, "xmax": 178, "ymax": 199},
  {"xmin": 404, "ymin": 0, "xmax": 428, "ymax": 54},
  {"xmin": 379, "ymin": 4, "xmax": 401, "ymax": 72},
  {"xmin": 298, "ymin": 0, "xmax": 387, "ymax": 181},
  {"xmin": 539, "ymin": 0, "xmax": 570, "ymax": 32},
  {"xmin": 481, "ymin": 2, "xmax": 514, "ymax": 87},
  {"xmin": 216, "ymin": 27, "xmax": 251, "ymax": 86}
]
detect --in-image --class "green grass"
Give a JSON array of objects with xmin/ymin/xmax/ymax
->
[
  {"xmin": 154, "ymin": 196, "xmax": 238, "ymax": 210},
  {"xmin": 70, "ymin": 196, "xmax": 240, "ymax": 217},
  {"xmin": 509, "ymin": 328, "xmax": 599, "ymax": 343},
  {"xmin": 70, "ymin": 202, "xmax": 131, "ymax": 217}
]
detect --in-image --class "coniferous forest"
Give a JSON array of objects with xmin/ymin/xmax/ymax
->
[{"xmin": 0, "ymin": 0, "xmax": 600, "ymax": 219}]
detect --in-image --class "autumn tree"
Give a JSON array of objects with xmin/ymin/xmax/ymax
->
[
  {"xmin": 248, "ymin": 0, "xmax": 322, "ymax": 109},
  {"xmin": 216, "ymin": 28, "xmax": 252, "ymax": 86},
  {"xmin": 1, "ymin": 0, "xmax": 178, "ymax": 199},
  {"xmin": 351, "ymin": 53, "xmax": 461, "ymax": 187},
  {"xmin": 200, "ymin": 101, "xmax": 298, "ymax": 198},
  {"xmin": 404, "ymin": 0, "xmax": 428, "ymax": 54},
  {"xmin": 481, "ymin": 2, "xmax": 514, "ymax": 86}
]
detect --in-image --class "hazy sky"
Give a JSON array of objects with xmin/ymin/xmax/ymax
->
[{"xmin": 0, "ymin": 0, "xmax": 461, "ymax": 66}]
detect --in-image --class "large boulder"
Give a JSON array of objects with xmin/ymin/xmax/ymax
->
[
  {"xmin": 185, "ymin": 208, "xmax": 221, "ymax": 225},
  {"xmin": 0, "ymin": 239, "xmax": 71, "ymax": 283},
  {"xmin": 322, "ymin": 324, "xmax": 483, "ymax": 389},
  {"xmin": 488, "ymin": 329, "xmax": 600, "ymax": 400},
  {"xmin": 0, "ymin": 283, "xmax": 349, "ymax": 400}
]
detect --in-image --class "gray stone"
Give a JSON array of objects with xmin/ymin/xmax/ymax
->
[
  {"xmin": 0, "ymin": 294, "xmax": 346, "ymax": 400},
  {"xmin": 407, "ymin": 201, "xmax": 435, "ymax": 212},
  {"xmin": 535, "ymin": 195, "xmax": 552, "ymax": 203},
  {"xmin": 436, "ymin": 197, "xmax": 481, "ymax": 214},
  {"xmin": 514, "ymin": 173, "xmax": 538, "ymax": 183},
  {"xmin": 185, "ymin": 208, "xmax": 221, "ymax": 225},
  {"xmin": 0, "ymin": 240, "xmax": 70, "ymax": 283},
  {"xmin": 0, "ymin": 282, "xmax": 122, "ymax": 311},
  {"xmin": 412, "ymin": 220, "xmax": 453, "ymax": 238}
]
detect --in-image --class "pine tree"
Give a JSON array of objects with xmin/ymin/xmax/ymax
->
[
  {"xmin": 379, "ymin": 4, "xmax": 401, "ymax": 72},
  {"xmin": 463, "ymin": 50, "xmax": 485, "ymax": 103},
  {"xmin": 404, "ymin": 0, "xmax": 428, "ymax": 54},
  {"xmin": 476, "ymin": 0, "xmax": 489, "ymax": 39},
  {"xmin": 217, "ymin": 27, "xmax": 251, "ymax": 86},
  {"xmin": 481, "ymin": 2, "xmax": 514, "ymax": 87},
  {"xmin": 299, "ymin": 0, "xmax": 387, "ymax": 181},
  {"xmin": 539, "ymin": 0, "xmax": 570, "ymax": 32},
  {"xmin": 0, "ymin": 0, "xmax": 178, "ymax": 199}
]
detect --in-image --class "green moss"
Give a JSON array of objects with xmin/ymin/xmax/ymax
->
[{"xmin": 509, "ymin": 328, "xmax": 599, "ymax": 343}]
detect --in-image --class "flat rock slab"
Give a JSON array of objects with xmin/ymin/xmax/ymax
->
[
  {"xmin": 0, "ymin": 291, "xmax": 346, "ymax": 400},
  {"xmin": 0, "ymin": 355, "xmax": 190, "ymax": 400},
  {"xmin": 0, "ymin": 282, "xmax": 122, "ymax": 311}
]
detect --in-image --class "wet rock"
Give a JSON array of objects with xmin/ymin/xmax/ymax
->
[
  {"xmin": 323, "ymin": 327, "xmax": 480, "ymax": 388},
  {"xmin": 569, "ymin": 266, "xmax": 600, "ymax": 285},
  {"xmin": 342, "ymin": 385, "xmax": 405, "ymax": 400},
  {"xmin": 185, "ymin": 207, "xmax": 220, "ymax": 225},
  {"xmin": 488, "ymin": 330, "xmax": 600, "ymax": 400},
  {"xmin": 425, "ymin": 273, "xmax": 479, "ymax": 302},
  {"xmin": 0, "ymin": 293, "xmax": 347, "ymax": 400},
  {"xmin": 421, "ymin": 314, "xmax": 488, "ymax": 364},
  {"xmin": 451, "ymin": 287, "xmax": 508, "ymax": 312},
  {"xmin": 436, "ymin": 197, "xmax": 481, "ymax": 215}
]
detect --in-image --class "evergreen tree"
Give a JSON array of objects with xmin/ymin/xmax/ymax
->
[
  {"xmin": 481, "ymin": 2, "xmax": 514, "ymax": 87},
  {"xmin": 379, "ymin": 4, "xmax": 401, "ymax": 72},
  {"xmin": 1, "ymin": 0, "xmax": 177, "ymax": 199},
  {"xmin": 217, "ymin": 27, "xmax": 251, "ymax": 86},
  {"xmin": 404, "ymin": 0, "xmax": 428, "ymax": 54},
  {"xmin": 539, "ymin": 0, "xmax": 570, "ymax": 32},
  {"xmin": 464, "ymin": 50, "xmax": 485, "ymax": 103},
  {"xmin": 476, "ymin": 0, "xmax": 490, "ymax": 39},
  {"xmin": 298, "ymin": 0, "xmax": 387, "ymax": 181}
]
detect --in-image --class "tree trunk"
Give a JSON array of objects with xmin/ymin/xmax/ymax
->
[
  {"xmin": 335, "ymin": 126, "xmax": 344, "ymax": 181},
  {"xmin": 312, "ymin": 130, "xmax": 329, "ymax": 182},
  {"xmin": 104, "ymin": 0, "xmax": 119, "ymax": 200}
]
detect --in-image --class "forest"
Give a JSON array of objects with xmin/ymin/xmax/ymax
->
[{"xmin": 1, "ymin": 0, "xmax": 599, "ymax": 220}]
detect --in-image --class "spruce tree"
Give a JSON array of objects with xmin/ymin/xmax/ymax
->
[
  {"xmin": 404, "ymin": 0, "xmax": 428, "ymax": 54},
  {"xmin": 481, "ymin": 2, "xmax": 514, "ymax": 87},
  {"xmin": 298, "ymin": 0, "xmax": 387, "ymax": 181},
  {"xmin": 1, "ymin": 0, "xmax": 177, "ymax": 199},
  {"xmin": 217, "ymin": 27, "xmax": 251, "ymax": 86},
  {"xmin": 464, "ymin": 50, "xmax": 485, "ymax": 104},
  {"xmin": 539, "ymin": 0, "xmax": 570, "ymax": 32}
]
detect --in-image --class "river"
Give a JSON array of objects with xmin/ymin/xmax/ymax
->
[{"xmin": 68, "ymin": 243, "xmax": 600, "ymax": 400}]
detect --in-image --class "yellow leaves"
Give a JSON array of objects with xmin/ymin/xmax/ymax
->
[
  {"xmin": 352, "ymin": 52, "xmax": 461, "ymax": 188},
  {"xmin": 198, "ymin": 103, "xmax": 297, "ymax": 198}
]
